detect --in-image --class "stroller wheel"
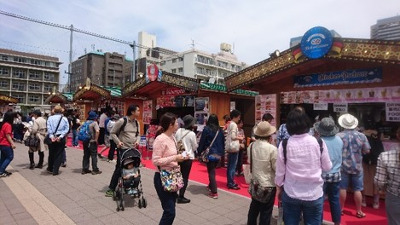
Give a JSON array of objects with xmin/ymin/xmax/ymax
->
[
  {"xmin": 138, "ymin": 199, "xmax": 142, "ymax": 209},
  {"xmin": 142, "ymin": 198, "xmax": 147, "ymax": 208}
]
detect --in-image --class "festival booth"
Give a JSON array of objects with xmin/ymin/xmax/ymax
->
[
  {"xmin": 225, "ymin": 27, "xmax": 400, "ymax": 197},
  {"xmin": 0, "ymin": 94, "xmax": 18, "ymax": 112},
  {"xmin": 73, "ymin": 79, "xmax": 111, "ymax": 122}
]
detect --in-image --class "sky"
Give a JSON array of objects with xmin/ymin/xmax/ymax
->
[{"xmin": 0, "ymin": 0, "xmax": 399, "ymax": 87}]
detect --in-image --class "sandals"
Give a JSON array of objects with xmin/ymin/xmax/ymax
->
[{"xmin": 356, "ymin": 211, "xmax": 366, "ymax": 218}]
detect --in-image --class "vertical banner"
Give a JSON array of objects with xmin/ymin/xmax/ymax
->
[
  {"xmin": 143, "ymin": 100, "xmax": 153, "ymax": 125},
  {"xmin": 255, "ymin": 94, "xmax": 277, "ymax": 126}
]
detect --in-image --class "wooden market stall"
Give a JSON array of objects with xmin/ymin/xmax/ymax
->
[{"xmin": 0, "ymin": 94, "xmax": 18, "ymax": 112}]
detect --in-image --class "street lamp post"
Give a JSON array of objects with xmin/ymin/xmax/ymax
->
[{"xmin": 129, "ymin": 41, "xmax": 136, "ymax": 82}]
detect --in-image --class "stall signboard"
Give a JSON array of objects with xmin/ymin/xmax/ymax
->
[
  {"xmin": 281, "ymin": 86, "xmax": 400, "ymax": 104},
  {"xmin": 143, "ymin": 100, "xmax": 153, "ymax": 125},
  {"xmin": 194, "ymin": 97, "xmax": 209, "ymax": 130},
  {"xmin": 294, "ymin": 68, "xmax": 382, "ymax": 88},
  {"xmin": 333, "ymin": 103, "xmax": 348, "ymax": 113},
  {"xmin": 386, "ymin": 103, "xmax": 400, "ymax": 122},
  {"xmin": 313, "ymin": 103, "xmax": 328, "ymax": 111},
  {"xmin": 255, "ymin": 94, "xmax": 277, "ymax": 126},
  {"xmin": 230, "ymin": 101, "xmax": 236, "ymax": 111},
  {"xmin": 300, "ymin": 26, "xmax": 333, "ymax": 59}
]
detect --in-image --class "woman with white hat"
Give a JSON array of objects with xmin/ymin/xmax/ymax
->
[{"xmin": 247, "ymin": 121, "xmax": 277, "ymax": 225}]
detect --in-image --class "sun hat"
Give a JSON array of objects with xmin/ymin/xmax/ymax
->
[
  {"xmin": 183, "ymin": 115, "xmax": 195, "ymax": 129},
  {"xmin": 254, "ymin": 121, "xmax": 276, "ymax": 137},
  {"xmin": 314, "ymin": 117, "xmax": 339, "ymax": 137},
  {"xmin": 88, "ymin": 111, "xmax": 98, "ymax": 120},
  {"xmin": 338, "ymin": 113, "xmax": 358, "ymax": 129}
]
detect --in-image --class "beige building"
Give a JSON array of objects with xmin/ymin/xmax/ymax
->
[
  {"xmin": 0, "ymin": 48, "xmax": 61, "ymax": 109},
  {"xmin": 70, "ymin": 51, "xmax": 132, "ymax": 91}
]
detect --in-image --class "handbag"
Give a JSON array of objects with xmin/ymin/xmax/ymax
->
[
  {"xmin": 176, "ymin": 130, "xmax": 190, "ymax": 154},
  {"xmin": 226, "ymin": 123, "xmax": 240, "ymax": 153},
  {"xmin": 24, "ymin": 135, "xmax": 40, "ymax": 148},
  {"xmin": 200, "ymin": 130, "xmax": 220, "ymax": 162},
  {"xmin": 44, "ymin": 115, "xmax": 63, "ymax": 145},
  {"xmin": 247, "ymin": 143, "xmax": 275, "ymax": 203},
  {"xmin": 159, "ymin": 167, "xmax": 184, "ymax": 192}
]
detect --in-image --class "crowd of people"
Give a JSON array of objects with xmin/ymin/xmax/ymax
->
[{"xmin": 0, "ymin": 105, "xmax": 399, "ymax": 225}]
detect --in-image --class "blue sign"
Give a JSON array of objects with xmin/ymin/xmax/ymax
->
[
  {"xmin": 300, "ymin": 26, "xmax": 333, "ymax": 59},
  {"xmin": 294, "ymin": 68, "xmax": 383, "ymax": 87}
]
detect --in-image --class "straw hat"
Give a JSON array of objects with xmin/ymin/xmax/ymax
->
[
  {"xmin": 338, "ymin": 113, "xmax": 358, "ymax": 130},
  {"xmin": 314, "ymin": 117, "xmax": 339, "ymax": 137},
  {"xmin": 254, "ymin": 121, "xmax": 276, "ymax": 137}
]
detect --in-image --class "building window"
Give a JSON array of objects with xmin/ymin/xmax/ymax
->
[
  {"xmin": 178, "ymin": 68, "xmax": 183, "ymax": 73},
  {"xmin": 1, "ymin": 55, "xmax": 8, "ymax": 61},
  {"xmin": 29, "ymin": 71, "xmax": 41, "ymax": 79},
  {"xmin": 44, "ymin": 85, "xmax": 52, "ymax": 92},
  {"xmin": 13, "ymin": 57, "xmax": 26, "ymax": 63},
  {"xmin": 0, "ymin": 80, "xmax": 8, "ymax": 88},
  {"xmin": 0, "ymin": 67, "xmax": 9, "ymax": 75},
  {"xmin": 178, "ymin": 57, "xmax": 183, "ymax": 62},
  {"xmin": 172, "ymin": 58, "xmax": 177, "ymax": 63},
  {"xmin": 171, "ymin": 69, "xmax": 176, "ymax": 73},
  {"xmin": 11, "ymin": 94, "xmax": 25, "ymax": 103},
  {"xmin": 13, "ymin": 70, "xmax": 26, "ymax": 78},
  {"xmin": 160, "ymin": 61, "xmax": 166, "ymax": 66},
  {"xmin": 44, "ymin": 73, "xmax": 55, "ymax": 81},
  {"xmin": 28, "ymin": 95, "xmax": 40, "ymax": 103},
  {"xmin": 12, "ymin": 83, "xmax": 25, "ymax": 91},
  {"xmin": 28, "ymin": 83, "xmax": 41, "ymax": 91}
]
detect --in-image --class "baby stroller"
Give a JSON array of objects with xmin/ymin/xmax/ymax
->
[{"xmin": 113, "ymin": 148, "xmax": 147, "ymax": 211}]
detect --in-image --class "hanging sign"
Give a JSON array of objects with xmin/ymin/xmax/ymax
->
[
  {"xmin": 386, "ymin": 102, "xmax": 400, "ymax": 122},
  {"xmin": 313, "ymin": 103, "xmax": 328, "ymax": 110},
  {"xmin": 333, "ymin": 103, "xmax": 348, "ymax": 113},
  {"xmin": 301, "ymin": 26, "xmax": 333, "ymax": 59}
]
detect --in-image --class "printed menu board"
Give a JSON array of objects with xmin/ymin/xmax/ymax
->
[
  {"xmin": 255, "ymin": 94, "xmax": 277, "ymax": 126},
  {"xmin": 194, "ymin": 97, "xmax": 209, "ymax": 130}
]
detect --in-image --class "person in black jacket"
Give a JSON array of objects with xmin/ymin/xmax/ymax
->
[{"xmin": 197, "ymin": 114, "xmax": 225, "ymax": 199}]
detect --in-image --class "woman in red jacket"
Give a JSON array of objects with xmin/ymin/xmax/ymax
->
[{"xmin": 0, "ymin": 111, "xmax": 17, "ymax": 177}]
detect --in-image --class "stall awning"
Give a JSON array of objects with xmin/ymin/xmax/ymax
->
[
  {"xmin": 44, "ymin": 92, "xmax": 69, "ymax": 104},
  {"xmin": 0, "ymin": 94, "xmax": 18, "ymax": 104},
  {"xmin": 225, "ymin": 38, "xmax": 400, "ymax": 92},
  {"xmin": 199, "ymin": 82, "xmax": 258, "ymax": 97},
  {"xmin": 103, "ymin": 86, "xmax": 122, "ymax": 98},
  {"xmin": 73, "ymin": 84, "xmax": 111, "ymax": 102},
  {"xmin": 122, "ymin": 71, "xmax": 198, "ymax": 97}
]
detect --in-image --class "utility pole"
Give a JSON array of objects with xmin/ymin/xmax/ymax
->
[
  {"xmin": 130, "ymin": 41, "xmax": 136, "ymax": 82},
  {"xmin": 68, "ymin": 24, "xmax": 73, "ymax": 92}
]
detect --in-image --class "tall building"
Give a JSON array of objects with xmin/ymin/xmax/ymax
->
[
  {"xmin": 0, "ymin": 48, "xmax": 61, "ymax": 109},
  {"xmin": 137, "ymin": 32, "xmax": 246, "ymax": 84},
  {"xmin": 70, "ymin": 51, "xmax": 132, "ymax": 91},
  {"xmin": 371, "ymin": 15, "xmax": 400, "ymax": 40}
]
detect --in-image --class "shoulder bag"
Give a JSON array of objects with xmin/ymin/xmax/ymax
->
[
  {"xmin": 24, "ymin": 134, "xmax": 40, "ymax": 148},
  {"xmin": 44, "ymin": 116, "xmax": 63, "ymax": 145},
  {"xmin": 200, "ymin": 130, "xmax": 220, "ymax": 163},
  {"xmin": 159, "ymin": 143, "xmax": 184, "ymax": 192},
  {"xmin": 248, "ymin": 143, "xmax": 275, "ymax": 203},
  {"xmin": 226, "ymin": 123, "xmax": 240, "ymax": 153}
]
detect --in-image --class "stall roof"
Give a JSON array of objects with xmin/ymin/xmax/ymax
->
[
  {"xmin": 199, "ymin": 82, "xmax": 259, "ymax": 97},
  {"xmin": 103, "ymin": 86, "xmax": 122, "ymax": 98},
  {"xmin": 73, "ymin": 83, "xmax": 111, "ymax": 101},
  {"xmin": 225, "ymin": 38, "xmax": 400, "ymax": 92},
  {"xmin": 122, "ymin": 71, "xmax": 198, "ymax": 97},
  {"xmin": 44, "ymin": 92, "xmax": 69, "ymax": 104},
  {"xmin": 0, "ymin": 94, "xmax": 18, "ymax": 104}
]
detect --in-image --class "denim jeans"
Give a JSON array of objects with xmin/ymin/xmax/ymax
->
[
  {"xmin": 154, "ymin": 172, "xmax": 177, "ymax": 225},
  {"xmin": 227, "ymin": 152, "xmax": 239, "ymax": 187},
  {"xmin": 0, "ymin": 145, "xmax": 14, "ymax": 174},
  {"xmin": 282, "ymin": 191, "xmax": 324, "ymax": 225},
  {"xmin": 72, "ymin": 129, "xmax": 78, "ymax": 146},
  {"xmin": 323, "ymin": 182, "xmax": 341, "ymax": 224}
]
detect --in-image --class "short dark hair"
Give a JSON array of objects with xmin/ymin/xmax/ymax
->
[
  {"xmin": 32, "ymin": 110, "xmax": 42, "ymax": 117},
  {"xmin": 262, "ymin": 113, "xmax": 274, "ymax": 121},
  {"xmin": 230, "ymin": 109, "xmax": 241, "ymax": 119},
  {"xmin": 286, "ymin": 107, "xmax": 311, "ymax": 135},
  {"xmin": 126, "ymin": 105, "xmax": 139, "ymax": 116}
]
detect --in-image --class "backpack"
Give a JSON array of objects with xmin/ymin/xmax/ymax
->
[
  {"xmin": 78, "ymin": 121, "xmax": 94, "ymax": 142},
  {"xmin": 116, "ymin": 117, "xmax": 139, "ymax": 138},
  {"xmin": 176, "ymin": 129, "xmax": 190, "ymax": 154},
  {"xmin": 282, "ymin": 137, "xmax": 323, "ymax": 164},
  {"xmin": 362, "ymin": 135, "xmax": 384, "ymax": 165}
]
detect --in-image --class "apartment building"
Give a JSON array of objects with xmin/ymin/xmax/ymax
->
[
  {"xmin": 70, "ymin": 51, "xmax": 132, "ymax": 91},
  {"xmin": 371, "ymin": 15, "xmax": 400, "ymax": 40},
  {"xmin": 0, "ymin": 48, "xmax": 61, "ymax": 109}
]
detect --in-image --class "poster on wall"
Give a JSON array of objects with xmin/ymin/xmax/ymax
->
[
  {"xmin": 143, "ymin": 100, "xmax": 153, "ymax": 125},
  {"xmin": 255, "ymin": 94, "xmax": 277, "ymax": 126},
  {"xmin": 386, "ymin": 102, "xmax": 400, "ymax": 122},
  {"xmin": 194, "ymin": 97, "xmax": 209, "ymax": 131}
]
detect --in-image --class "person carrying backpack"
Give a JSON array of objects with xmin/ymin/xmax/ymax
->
[
  {"xmin": 105, "ymin": 105, "xmax": 141, "ymax": 197},
  {"xmin": 80, "ymin": 111, "xmax": 102, "ymax": 175}
]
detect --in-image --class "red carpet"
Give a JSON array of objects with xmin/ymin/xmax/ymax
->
[{"xmin": 67, "ymin": 138, "xmax": 388, "ymax": 225}]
